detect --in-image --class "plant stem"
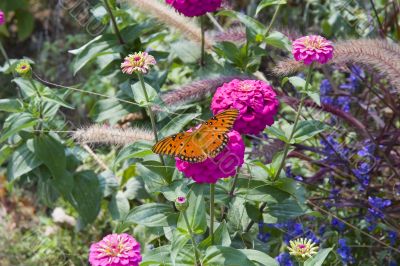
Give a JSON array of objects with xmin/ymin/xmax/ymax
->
[
  {"xmin": 200, "ymin": 15, "xmax": 206, "ymax": 66},
  {"xmin": 209, "ymin": 183, "xmax": 215, "ymax": 244},
  {"xmin": 136, "ymin": 73, "xmax": 166, "ymax": 167},
  {"xmin": 183, "ymin": 211, "xmax": 201, "ymax": 265},
  {"xmin": 30, "ymin": 79, "xmax": 43, "ymax": 131},
  {"xmin": 206, "ymin": 13, "xmax": 224, "ymax": 32},
  {"xmin": 265, "ymin": 4, "xmax": 282, "ymax": 36},
  {"xmin": 103, "ymin": 0, "xmax": 125, "ymax": 44},
  {"xmin": 273, "ymin": 63, "xmax": 314, "ymax": 181},
  {"xmin": 229, "ymin": 167, "xmax": 241, "ymax": 197}
]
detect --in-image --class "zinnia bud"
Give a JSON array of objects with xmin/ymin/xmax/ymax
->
[
  {"xmin": 15, "ymin": 60, "xmax": 32, "ymax": 79},
  {"xmin": 175, "ymin": 196, "xmax": 188, "ymax": 211}
]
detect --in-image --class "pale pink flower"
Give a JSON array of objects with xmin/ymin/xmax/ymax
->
[
  {"xmin": 89, "ymin": 233, "xmax": 142, "ymax": 266},
  {"xmin": 292, "ymin": 35, "xmax": 334, "ymax": 65},
  {"xmin": 121, "ymin": 51, "xmax": 156, "ymax": 74}
]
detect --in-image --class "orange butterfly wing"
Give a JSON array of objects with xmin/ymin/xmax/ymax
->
[{"xmin": 152, "ymin": 109, "xmax": 239, "ymax": 162}]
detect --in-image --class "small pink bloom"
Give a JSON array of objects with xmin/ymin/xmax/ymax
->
[
  {"xmin": 292, "ymin": 35, "xmax": 334, "ymax": 65},
  {"xmin": 0, "ymin": 10, "xmax": 5, "ymax": 25},
  {"xmin": 211, "ymin": 79, "xmax": 279, "ymax": 135},
  {"xmin": 121, "ymin": 51, "xmax": 156, "ymax": 75},
  {"xmin": 89, "ymin": 233, "xmax": 142, "ymax": 266},
  {"xmin": 176, "ymin": 130, "xmax": 245, "ymax": 184},
  {"xmin": 176, "ymin": 196, "xmax": 186, "ymax": 204},
  {"xmin": 166, "ymin": 0, "xmax": 222, "ymax": 17}
]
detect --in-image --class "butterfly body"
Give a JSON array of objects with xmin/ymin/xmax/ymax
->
[{"xmin": 152, "ymin": 109, "xmax": 239, "ymax": 163}]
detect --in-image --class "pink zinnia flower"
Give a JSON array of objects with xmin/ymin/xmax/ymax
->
[
  {"xmin": 89, "ymin": 233, "xmax": 142, "ymax": 266},
  {"xmin": 121, "ymin": 51, "xmax": 156, "ymax": 75},
  {"xmin": 166, "ymin": 0, "xmax": 222, "ymax": 17},
  {"xmin": 211, "ymin": 79, "xmax": 279, "ymax": 135},
  {"xmin": 292, "ymin": 35, "xmax": 334, "ymax": 65},
  {"xmin": 0, "ymin": 10, "xmax": 5, "ymax": 25},
  {"xmin": 176, "ymin": 130, "xmax": 244, "ymax": 183}
]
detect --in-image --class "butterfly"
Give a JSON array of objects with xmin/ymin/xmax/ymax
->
[{"xmin": 152, "ymin": 109, "xmax": 239, "ymax": 163}]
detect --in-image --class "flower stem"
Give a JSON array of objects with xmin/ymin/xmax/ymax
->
[
  {"xmin": 273, "ymin": 63, "xmax": 314, "ymax": 181},
  {"xmin": 265, "ymin": 4, "xmax": 282, "ymax": 36},
  {"xmin": 200, "ymin": 15, "xmax": 206, "ymax": 66},
  {"xmin": 137, "ymin": 73, "xmax": 166, "ymax": 167},
  {"xmin": 103, "ymin": 0, "xmax": 125, "ymax": 45},
  {"xmin": 183, "ymin": 211, "xmax": 201, "ymax": 265},
  {"xmin": 30, "ymin": 79, "xmax": 43, "ymax": 131},
  {"xmin": 209, "ymin": 183, "xmax": 215, "ymax": 244},
  {"xmin": 229, "ymin": 167, "xmax": 241, "ymax": 197}
]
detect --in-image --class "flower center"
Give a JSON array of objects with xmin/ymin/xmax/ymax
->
[
  {"xmin": 238, "ymin": 83, "xmax": 253, "ymax": 91},
  {"xmin": 134, "ymin": 56, "xmax": 142, "ymax": 62},
  {"xmin": 177, "ymin": 196, "xmax": 186, "ymax": 203},
  {"xmin": 304, "ymin": 37, "xmax": 323, "ymax": 50},
  {"xmin": 21, "ymin": 65, "xmax": 27, "ymax": 69},
  {"xmin": 298, "ymin": 244, "xmax": 306, "ymax": 249}
]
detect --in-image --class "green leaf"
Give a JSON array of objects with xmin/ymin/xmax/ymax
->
[
  {"xmin": 245, "ymin": 202, "xmax": 263, "ymax": 222},
  {"xmin": 202, "ymin": 246, "xmax": 256, "ymax": 266},
  {"xmin": 160, "ymin": 112, "xmax": 201, "ymax": 138},
  {"xmin": 16, "ymin": 9, "xmax": 34, "ymax": 41},
  {"xmin": 41, "ymin": 87, "xmax": 74, "ymax": 109},
  {"xmin": 33, "ymin": 134, "xmax": 66, "ymax": 179},
  {"xmin": 265, "ymin": 125, "xmax": 289, "ymax": 143},
  {"xmin": 0, "ymin": 99, "xmax": 23, "ymax": 112},
  {"xmin": 239, "ymin": 249, "xmax": 279, "ymax": 266},
  {"xmin": 0, "ymin": 145, "xmax": 13, "ymax": 165},
  {"xmin": 131, "ymin": 81, "xmax": 158, "ymax": 106},
  {"xmin": 0, "ymin": 112, "xmax": 36, "ymax": 143},
  {"xmin": 177, "ymin": 185, "xmax": 207, "ymax": 234},
  {"xmin": 125, "ymin": 203, "xmax": 178, "ymax": 227},
  {"xmin": 69, "ymin": 34, "xmax": 119, "ymax": 75},
  {"xmin": 235, "ymin": 179, "xmax": 290, "ymax": 203},
  {"xmin": 109, "ymin": 191, "xmax": 130, "ymax": 220},
  {"xmin": 12, "ymin": 78, "xmax": 37, "ymax": 97},
  {"xmin": 7, "ymin": 142, "xmax": 41, "ymax": 181},
  {"xmin": 217, "ymin": 10, "xmax": 266, "ymax": 35},
  {"xmin": 267, "ymin": 197, "xmax": 308, "ymax": 222},
  {"xmin": 141, "ymin": 246, "xmax": 172, "ymax": 266},
  {"xmin": 256, "ymin": 0, "xmax": 287, "ymax": 15},
  {"xmin": 114, "ymin": 141, "xmax": 153, "ymax": 169},
  {"xmin": 306, "ymin": 91, "xmax": 321, "ymax": 106},
  {"xmin": 171, "ymin": 231, "xmax": 191, "ymax": 266},
  {"xmin": 304, "ymin": 248, "xmax": 333, "ymax": 266},
  {"xmin": 293, "ymin": 120, "xmax": 327, "ymax": 143},
  {"xmin": 265, "ymin": 31, "xmax": 291, "ymax": 51},
  {"xmin": 90, "ymin": 97, "xmax": 133, "ymax": 124},
  {"xmin": 171, "ymin": 40, "xmax": 201, "ymax": 64},
  {"xmin": 199, "ymin": 221, "xmax": 231, "ymax": 249},
  {"xmin": 68, "ymin": 170, "xmax": 102, "ymax": 225},
  {"xmin": 283, "ymin": 76, "xmax": 306, "ymax": 90}
]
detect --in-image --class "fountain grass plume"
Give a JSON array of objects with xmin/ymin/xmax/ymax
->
[{"xmin": 73, "ymin": 125, "xmax": 154, "ymax": 146}]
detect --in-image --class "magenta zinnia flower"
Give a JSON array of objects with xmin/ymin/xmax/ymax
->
[
  {"xmin": 121, "ymin": 51, "xmax": 156, "ymax": 75},
  {"xmin": 292, "ymin": 35, "xmax": 334, "ymax": 65},
  {"xmin": 176, "ymin": 130, "xmax": 244, "ymax": 183},
  {"xmin": 89, "ymin": 233, "xmax": 142, "ymax": 266},
  {"xmin": 166, "ymin": 0, "xmax": 222, "ymax": 17},
  {"xmin": 0, "ymin": 10, "xmax": 5, "ymax": 25},
  {"xmin": 211, "ymin": 79, "xmax": 279, "ymax": 135}
]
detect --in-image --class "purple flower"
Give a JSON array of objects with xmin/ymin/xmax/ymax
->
[
  {"xmin": 331, "ymin": 218, "xmax": 346, "ymax": 232},
  {"xmin": 368, "ymin": 197, "xmax": 391, "ymax": 219},
  {"xmin": 276, "ymin": 252, "xmax": 294, "ymax": 266},
  {"xmin": 388, "ymin": 230, "xmax": 397, "ymax": 245},
  {"xmin": 337, "ymin": 238, "xmax": 355, "ymax": 264}
]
